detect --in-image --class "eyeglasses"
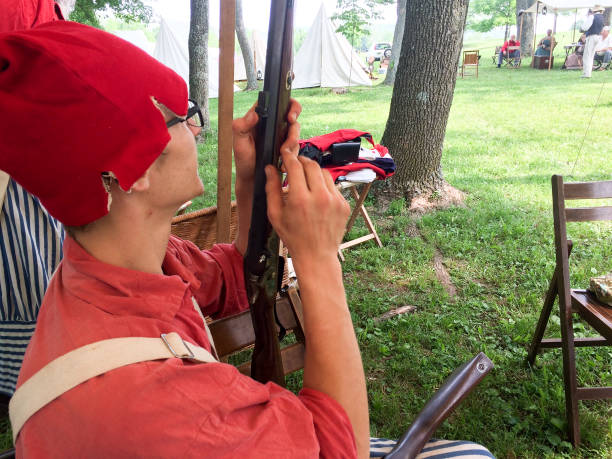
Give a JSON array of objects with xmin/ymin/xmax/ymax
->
[{"xmin": 166, "ymin": 99, "xmax": 204, "ymax": 129}]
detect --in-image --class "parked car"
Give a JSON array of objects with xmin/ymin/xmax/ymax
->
[{"xmin": 366, "ymin": 42, "xmax": 392, "ymax": 61}]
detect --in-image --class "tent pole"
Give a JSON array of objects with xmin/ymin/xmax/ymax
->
[
  {"xmin": 532, "ymin": 2, "xmax": 539, "ymax": 67},
  {"xmin": 519, "ymin": 12, "xmax": 524, "ymax": 52},
  {"xmin": 217, "ymin": 0, "xmax": 236, "ymax": 243},
  {"xmin": 549, "ymin": 11, "xmax": 557, "ymax": 70},
  {"xmin": 573, "ymin": 9, "xmax": 577, "ymax": 42}
]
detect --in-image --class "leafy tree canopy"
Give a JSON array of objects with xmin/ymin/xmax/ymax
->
[
  {"xmin": 70, "ymin": 0, "xmax": 152, "ymax": 28},
  {"xmin": 332, "ymin": 0, "xmax": 393, "ymax": 45},
  {"xmin": 467, "ymin": 0, "xmax": 516, "ymax": 33}
]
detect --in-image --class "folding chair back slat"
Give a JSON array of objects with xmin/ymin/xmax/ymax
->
[
  {"xmin": 565, "ymin": 206, "xmax": 612, "ymax": 222},
  {"xmin": 208, "ymin": 296, "xmax": 300, "ymax": 357},
  {"xmin": 237, "ymin": 341, "xmax": 305, "ymax": 376},
  {"xmin": 564, "ymin": 181, "xmax": 612, "ymax": 199}
]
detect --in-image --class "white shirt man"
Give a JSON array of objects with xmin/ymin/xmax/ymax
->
[{"xmin": 595, "ymin": 26, "xmax": 612, "ymax": 69}]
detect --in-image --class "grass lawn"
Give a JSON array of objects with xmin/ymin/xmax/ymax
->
[{"xmin": 2, "ymin": 46, "xmax": 611, "ymax": 457}]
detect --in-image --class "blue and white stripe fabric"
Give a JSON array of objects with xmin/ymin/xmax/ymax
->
[
  {"xmin": 370, "ymin": 437, "xmax": 495, "ymax": 458},
  {"xmin": 1, "ymin": 179, "xmax": 64, "ymax": 396}
]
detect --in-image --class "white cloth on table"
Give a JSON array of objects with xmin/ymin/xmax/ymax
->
[{"xmin": 344, "ymin": 168, "xmax": 377, "ymax": 183}]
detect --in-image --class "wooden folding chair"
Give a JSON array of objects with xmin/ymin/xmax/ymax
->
[
  {"xmin": 492, "ymin": 46, "xmax": 501, "ymax": 65},
  {"xmin": 461, "ymin": 50, "xmax": 479, "ymax": 78},
  {"xmin": 337, "ymin": 181, "xmax": 383, "ymax": 261},
  {"xmin": 503, "ymin": 46, "xmax": 521, "ymax": 68},
  {"xmin": 527, "ymin": 175, "xmax": 612, "ymax": 446}
]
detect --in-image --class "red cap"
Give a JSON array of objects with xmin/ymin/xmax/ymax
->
[{"xmin": 0, "ymin": 21, "xmax": 188, "ymax": 226}]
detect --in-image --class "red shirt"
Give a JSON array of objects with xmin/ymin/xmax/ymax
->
[
  {"xmin": 15, "ymin": 236, "xmax": 357, "ymax": 458},
  {"xmin": 501, "ymin": 40, "xmax": 520, "ymax": 53},
  {"xmin": 0, "ymin": 0, "xmax": 63, "ymax": 32}
]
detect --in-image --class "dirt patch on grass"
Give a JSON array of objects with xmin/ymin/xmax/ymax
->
[
  {"xmin": 408, "ymin": 183, "xmax": 466, "ymax": 215},
  {"xmin": 433, "ymin": 249, "xmax": 457, "ymax": 298},
  {"xmin": 374, "ymin": 305, "xmax": 417, "ymax": 322},
  {"xmin": 404, "ymin": 221, "xmax": 421, "ymax": 238}
]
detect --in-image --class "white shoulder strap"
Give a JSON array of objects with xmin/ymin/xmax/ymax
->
[
  {"xmin": 0, "ymin": 171, "xmax": 10, "ymax": 208},
  {"xmin": 9, "ymin": 332, "xmax": 217, "ymax": 442}
]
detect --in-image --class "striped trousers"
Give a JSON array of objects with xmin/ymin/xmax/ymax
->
[
  {"xmin": 370, "ymin": 437, "xmax": 494, "ymax": 458},
  {"xmin": 0, "ymin": 179, "xmax": 64, "ymax": 396}
]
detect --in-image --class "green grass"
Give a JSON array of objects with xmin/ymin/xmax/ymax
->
[{"xmin": 3, "ymin": 46, "xmax": 612, "ymax": 457}]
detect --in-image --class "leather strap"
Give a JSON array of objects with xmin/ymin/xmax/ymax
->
[
  {"xmin": 0, "ymin": 171, "xmax": 9, "ymax": 209},
  {"xmin": 9, "ymin": 332, "xmax": 217, "ymax": 441}
]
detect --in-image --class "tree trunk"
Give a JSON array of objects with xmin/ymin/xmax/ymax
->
[
  {"xmin": 504, "ymin": 23, "xmax": 509, "ymax": 42},
  {"xmin": 189, "ymin": 0, "xmax": 210, "ymax": 132},
  {"xmin": 235, "ymin": 0, "xmax": 257, "ymax": 90},
  {"xmin": 380, "ymin": 0, "xmax": 468, "ymax": 202},
  {"xmin": 383, "ymin": 0, "xmax": 407, "ymax": 86},
  {"xmin": 604, "ymin": 8, "xmax": 612, "ymax": 25},
  {"xmin": 516, "ymin": 0, "xmax": 534, "ymax": 56}
]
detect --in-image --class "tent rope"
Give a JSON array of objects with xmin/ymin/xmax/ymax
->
[{"xmin": 569, "ymin": 77, "xmax": 607, "ymax": 175}]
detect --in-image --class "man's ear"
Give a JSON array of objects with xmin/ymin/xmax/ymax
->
[{"xmin": 130, "ymin": 168, "xmax": 151, "ymax": 192}]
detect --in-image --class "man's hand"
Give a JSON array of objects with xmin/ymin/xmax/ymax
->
[
  {"xmin": 232, "ymin": 99, "xmax": 302, "ymax": 255},
  {"xmin": 265, "ymin": 149, "xmax": 351, "ymax": 267},
  {"xmin": 266, "ymin": 143, "xmax": 368, "ymax": 459},
  {"xmin": 232, "ymin": 99, "xmax": 302, "ymax": 183}
]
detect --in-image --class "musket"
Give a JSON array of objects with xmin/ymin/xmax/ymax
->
[{"xmin": 243, "ymin": 0, "xmax": 294, "ymax": 386}]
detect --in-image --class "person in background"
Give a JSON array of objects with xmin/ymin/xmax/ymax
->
[
  {"xmin": 581, "ymin": 5, "xmax": 605, "ymax": 78},
  {"xmin": 497, "ymin": 34, "xmax": 521, "ymax": 67},
  {"xmin": 595, "ymin": 26, "xmax": 612, "ymax": 70},
  {"xmin": 563, "ymin": 33, "xmax": 586, "ymax": 70},
  {"xmin": 534, "ymin": 29, "xmax": 556, "ymax": 57},
  {"xmin": 577, "ymin": 32, "xmax": 587, "ymax": 54},
  {"xmin": 0, "ymin": 0, "xmax": 65, "ymax": 409}
]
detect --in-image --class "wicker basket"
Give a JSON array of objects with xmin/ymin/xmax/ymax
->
[
  {"xmin": 171, "ymin": 203, "xmax": 290, "ymax": 288},
  {"xmin": 171, "ymin": 202, "xmax": 238, "ymax": 251}
]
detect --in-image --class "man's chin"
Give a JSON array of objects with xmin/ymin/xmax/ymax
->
[{"xmin": 182, "ymin": 182, "xmax": 205, "ymax": 205}]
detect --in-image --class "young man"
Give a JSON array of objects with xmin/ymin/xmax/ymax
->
[
  {"xmin": 497, "ymin": 34, "xmax": 521, "ymax": 68},
  {"xmin": 0, "ymin": 21, "xmax": 369, "ymax": 458},
  {"xmin": 1, "ymin": 20, "xmax": 494, "ymax": 459}
]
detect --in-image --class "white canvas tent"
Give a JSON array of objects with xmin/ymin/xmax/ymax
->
[
  {"xmin": 112, "ymin": 30, "xmax": 154, "ymax": 56},
  {"xmin": 525, "ymin": 0, "xmax": 612, "ymax": 12},
  {"xmin": 252, "ymin": 31, "xmax": 267, "ymax": 79},
  {"xmin": 233, "ymin": 32, "xmax": 267, "ymax": 81},
  {"xmin": 153, "ymin": 18, "xmax": 239, "ymax": 98},
  {"xmin": 292, "ymin": 5, "xmax": 371, "ymax": 89}
]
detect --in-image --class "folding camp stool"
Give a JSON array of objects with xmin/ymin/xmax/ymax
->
[{"xmin": 336, "ymin": 181, "xmax": 383, "ymax": 261}]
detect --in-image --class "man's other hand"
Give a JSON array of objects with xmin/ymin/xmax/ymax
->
[{"xmin": 232, "ymin": 99, "xmax": 302, "ymax": 185}]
